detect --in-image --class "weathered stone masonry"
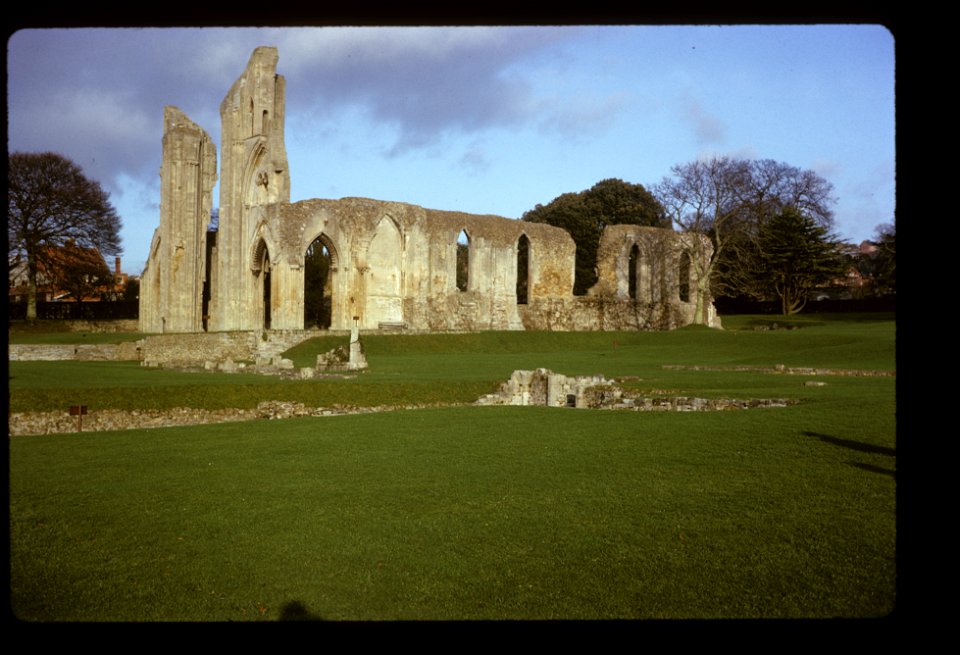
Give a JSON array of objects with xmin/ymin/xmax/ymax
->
[{"xmin": 141, "ymin": 46, "xmax": 719, "ymax": 336}]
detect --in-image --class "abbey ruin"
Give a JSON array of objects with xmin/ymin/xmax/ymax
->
[{"xmin": 140, "ymin": 46, "xmax": 719, "ymax": 335}]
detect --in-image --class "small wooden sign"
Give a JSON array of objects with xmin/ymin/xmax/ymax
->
[{"xmin": 69, "ymin": 405, "xmax": 88, "ymax": 432}]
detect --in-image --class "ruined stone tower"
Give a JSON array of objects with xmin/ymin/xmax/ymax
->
[
  {"xmin": 139, "ymin": 107, "xmax": 217, "ymax": 333},
  {"xmin": 210, "ymin": 46, "xmax": 290, "ymax": 332}
]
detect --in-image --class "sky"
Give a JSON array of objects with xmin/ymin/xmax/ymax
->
[{"xmin": 7, "ymin": 25, "xmax": 895, "ymax": 275}]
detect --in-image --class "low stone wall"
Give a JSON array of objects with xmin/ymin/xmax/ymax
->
[
  {"xmin": 662, "ymin": 364, "xmax": 896, "ymax": 377},
  {"xmin": 518, "ymin": 296, "xmax": 706, "ymax": 331},
  {"xmin": 9, "ymin": 407, "xmax": 259, "ymax": 435},
  {"xmin": 9, "ymin": 342, "xmax": 142, "ymax": 362},
  {"xmin": 62, "ymin": 319, "xmax": 140, "ymax": 333},
  {"xmin": 8, "ymin": 329, "xmax": 335, "ymax": 367},
  {"xmin": 8, "ymin": 392, "xmax": 795, "ymax": 436},
  {"xmin": 8, "ymin": 401, "xmax": 427, "ymax": 436},
  {"xmin": 141, "ymin": 332, "xmax": 259, "ymax": 367}
]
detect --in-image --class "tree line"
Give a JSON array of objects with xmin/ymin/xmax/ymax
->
[
  {"xmin": 523, "ymin": 157, "xmax": 895, "ymax": 318},
  {"xmin": 8, "ymin": 151, "xmax": 895, "ymax": 323}
]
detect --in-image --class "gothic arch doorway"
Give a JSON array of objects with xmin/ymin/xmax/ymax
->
[{"xmin": 304, "ymin": 234, "xmax": 337, "ymax": 329}]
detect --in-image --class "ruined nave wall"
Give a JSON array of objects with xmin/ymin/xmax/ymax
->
[{"xmin": 269, "ymin": 198, "xmax": 576, "ymax": 331}]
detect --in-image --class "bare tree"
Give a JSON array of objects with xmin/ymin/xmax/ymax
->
[
  {"xmin": 654, "ymin": 156, "xmax": 750, "ymax": 324},
  {"xmin": 741, "ymin": 159, "xmax": 835, "ymax": 228},
  {"xmin": 8, "ymin": 152, "xmax": 122, "ymax": 320},
  {"xmin": 656, "ymin": 157, "xmax": 837, "ymax": 319}
]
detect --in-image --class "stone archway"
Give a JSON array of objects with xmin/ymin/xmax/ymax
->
[
  {"xmin": 252, "ymin": 238, "xmax": 271, "ymax": 329},
  {"xmin": 517, "ymin": 234, "xmax": 530, "ymax": 305},
  {"xmin": 304, "ymin": 234, "xmax": 338, "ymax": 329},
  {"xmin": 365, "ymin": 216, "xmax": 403, "ymax": 326},
  {"xmin": 456, "ymin": 229, "xmax": 470, "ymax": 292},
  {"xmin": 628, "ymin": 243, "xmax": 640, "ymax": 301},
  {"xmin": 678, "ymin": 250, "xmax": 692, "ymax": 303}
]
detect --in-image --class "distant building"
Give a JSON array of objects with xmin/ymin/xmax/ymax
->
[
  {"xmin": 9, "ymin": 242, "xmax": 131, "ymax": 304},
  {"xmin": 816, "ymin": 239, "xmax": 883, "ymax": 300}
]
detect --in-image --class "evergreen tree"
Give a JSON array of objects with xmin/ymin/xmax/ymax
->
[
  {"xmin": 869, "ymin": 223, "xmax": 896, "ymax": 296},
  {"xmin": 756, "ymin": 207, "xmax": 845, "ymax": 315}
]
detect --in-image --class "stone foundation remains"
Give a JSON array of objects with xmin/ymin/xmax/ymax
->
[
  {"xmin": 9, "ymin": 366, "xmax": 797, "ymax": 436},
  {"xmin": 476, "ymin": 369, "xmax": 796, "ymax": 412}
]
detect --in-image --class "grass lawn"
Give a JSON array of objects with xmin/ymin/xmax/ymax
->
[
  {"xmin": 8, "ymin": 314, "xmax": 896, "ymax": 621},
  {"xmin": 8, "ymin": 319, "xmax": 145, "ymax": 345}
]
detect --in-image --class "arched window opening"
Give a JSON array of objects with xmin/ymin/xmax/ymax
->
[
  {"xmin": 456, "ymin": 229, "xmax": 470, "ymax": 292},
  {"xmin": 262, "ymin": 109, "xmax": 269, "ymax": 135},
  {"xmin": 628, "ymin": 244, "xmax": 640, "ymax": 301},
  {"xmin": 263, "ymin": 263, "xmax": 272, "ymax": 329},
  {"xmin": 256, "ymin": 243, "xmax": 271, "ymax": 330},
  {"xmin": 202, "ymin": 229, "xmax": 216, "ymax": 332},
  {"xmin": 679, "ymin": 250, "xmax": 692, "ymax": 303},
  {"xmin": 304, "ymin": 237, "xmax": 333, "ymax": 329},
  {"xmin": 517, "ymin": 234, "xmax": 530, "ymax": 304}
]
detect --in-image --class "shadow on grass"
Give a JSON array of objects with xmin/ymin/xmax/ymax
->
[
  {"xmin": 850, "ymin": 461, "xmax": 896, "ymax": 478},
  {"xmin": 740, "ymin": 319, "xmax": 824, "ymax": 330},
  {"xmin": 280, "ymin": 601, "xmax": 324, "ymax": 621},
  {"xmin": 802, "ymin": 431, "xmax": 896, "ymax": 457}
]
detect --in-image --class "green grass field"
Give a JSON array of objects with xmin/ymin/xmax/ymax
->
[{"xmin": 8, "ymin": 314, "xmax": 896, "ymax": 621}]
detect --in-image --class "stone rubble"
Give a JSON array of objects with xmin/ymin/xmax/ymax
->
[
  {"xmin": 8, "ymin": 401, "xmax": 448, "ymax": 437},
  {"xmin": 475, "ymin": 368, "xmax": 797, "ymax": 412},
  {"xmin": 661, "ymin": 364, "xmax": 895, "ymax": 377}
]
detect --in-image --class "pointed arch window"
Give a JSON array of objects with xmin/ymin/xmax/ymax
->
[
  {"xmin": 456, "ymin": 229, "xmax": 470, "ymax": 292},
  {"xmin": 517, "ymin": 234, "xmax": 530, "ymax": 304},
  {"xmin": 679, "ymin": 250, "xmax": 692, "ymax": 303},
  {"xmin": 304, "ymin": 235, "xmax": 336, "ymax": 329}
]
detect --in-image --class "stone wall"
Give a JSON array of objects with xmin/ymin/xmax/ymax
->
[
  {"xmin": 9, "ymin": 342, "xmax": 142, "ymax": 362},
  {"xmin": 140, "ymin": 332, "xmax": 259, "ymax": 367},
  {"xmin": 518, "ymin": 295, "xmax": 693, "ymax": 332},
  {"xmin": 61, "ymin": 319, "xmax": 140, "ymax": 333}
]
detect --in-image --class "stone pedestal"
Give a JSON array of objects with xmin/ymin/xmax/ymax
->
[{"xmin": 348, "ymin": 323, "xmax": 368, "ymax": 370}]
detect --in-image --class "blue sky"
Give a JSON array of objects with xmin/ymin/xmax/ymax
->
[{"xmin": 7, "ymin": 25, "xmax": 895, "ymax": 275}]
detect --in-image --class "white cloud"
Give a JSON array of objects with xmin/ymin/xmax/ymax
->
[
  {"xmin": 678, "ymin": 94, "xmax": 726, "ymax": 146},
  {"xmin": 278, "ymin": 26, "xmax": 522, "ymax": 72},
  {"xmin": 538, "ymin": 92, "xmax": 629, "ymax": 141},
  {"xmin": 458, "ymin": 142, "xmax": 491, "ymax": 174}
]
